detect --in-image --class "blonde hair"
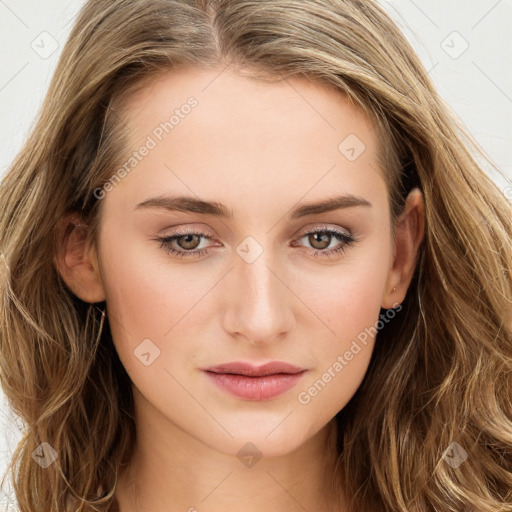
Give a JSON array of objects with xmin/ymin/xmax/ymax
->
[{"xmin": 1, "ymin": 0, "xmax": 511, "ymax": 510}]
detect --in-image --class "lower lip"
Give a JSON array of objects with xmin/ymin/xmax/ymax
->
[{"xmin": 204, "ymin": 371, "xmax": 307, "ymax": 400}]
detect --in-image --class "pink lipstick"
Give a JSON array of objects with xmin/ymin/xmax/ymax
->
[{"xmin": 202, "ymin": 361, "xmax": 307, "ymax": 401}]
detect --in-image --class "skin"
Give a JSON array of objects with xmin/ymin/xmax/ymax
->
[{"xmin": 55, "ymin": 66, "xmax": 424, "ymax": 512}]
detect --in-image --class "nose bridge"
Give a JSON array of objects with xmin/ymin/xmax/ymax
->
[{"xmin": 223, "ymin": 237, "xmax": 294, "ymax": 343}]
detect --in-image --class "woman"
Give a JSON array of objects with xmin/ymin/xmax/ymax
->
[{"xmin": 0, "ymin": 0, "xmax": 511, "ymax": 511}]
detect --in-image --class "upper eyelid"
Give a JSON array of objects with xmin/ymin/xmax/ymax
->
[{"xmin": 159, "ymin": 223, "xmax": 353, "ymax": 237}]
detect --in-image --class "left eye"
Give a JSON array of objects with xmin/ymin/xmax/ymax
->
[
  {"xmin": 157, "ymin": 231, "xmax": 212, "ymax": 259},
  {"xmin": 156, "ymin": 227, "xmax": 356, "ymax": 259}
]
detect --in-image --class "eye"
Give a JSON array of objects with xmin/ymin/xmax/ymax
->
[
  {"xmin": 293, "ymin": 227, "xmax": 356, "ymax": 258},
  {"xmin": 155, "ymin": 226, "xmax": 356, "ymax": 259},
  {"xmin": 156, "ymin": 229, "xmax": 213, "ymax": 259}
]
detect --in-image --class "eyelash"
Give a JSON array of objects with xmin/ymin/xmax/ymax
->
[{"xmin": 156, "ymin": 226, "xmax": 356, "ymax": 260}]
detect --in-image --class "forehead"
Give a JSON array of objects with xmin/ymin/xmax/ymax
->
[
  {"xmin": 121, "ymin": 66, "xmax": 375, "ymax": 144},
  {"xmin": 104, "ymin": 66, "xmax": 388, "ymax": 219}
]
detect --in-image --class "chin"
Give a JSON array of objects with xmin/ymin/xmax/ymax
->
[{"xmin": 200, "ymin": 421, "xmax": 319, "ymax": 461}]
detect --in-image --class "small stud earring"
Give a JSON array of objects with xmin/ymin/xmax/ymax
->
[{"xmin": 392, "ymin": 287, "xmax": 396, "ymax": 292}]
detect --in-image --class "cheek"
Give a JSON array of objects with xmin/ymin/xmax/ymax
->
[
  {"xmin": 304, "ymin": 239, "xmax": 391, "ymax": 346},
  {"xmin": 97, "ymin": 228, "xmax": 212, "ymax": 372},
  {"xmin": 294, "ymin": 239, "xmax": 391, "ymax": 411}
]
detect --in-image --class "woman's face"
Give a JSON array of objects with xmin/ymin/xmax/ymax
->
[{"xmin": 77, "ymin": 67, "xmax": 418, "ymax": 458}]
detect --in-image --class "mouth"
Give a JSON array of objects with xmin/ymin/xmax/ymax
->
[
  {"xmin": 202, "ymin": 361, "xmax": 307, "ymax": 400},
  {"xmin": 203, "ymin": 361, "xmax": 306, "ymax": 377}
]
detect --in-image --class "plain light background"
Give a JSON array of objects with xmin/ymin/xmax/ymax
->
[{"xmin": 0, "ymin": 0, "xmax": 511, "ymax": 508}]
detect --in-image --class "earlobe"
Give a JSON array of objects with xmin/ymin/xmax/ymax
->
[
  {"xmin": 381, "ymin": 188, "xmax": 425, "ymax": 309},
  {"xmin": 53, "ymin": 213, "xmax": 106, "ymax": 304}
]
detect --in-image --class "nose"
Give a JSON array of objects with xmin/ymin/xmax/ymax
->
[{"xmin": 221, "ymin": 248, "xmax": 295, "ymax": 345}]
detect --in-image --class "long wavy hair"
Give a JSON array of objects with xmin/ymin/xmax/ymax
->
[{"xmin": 1, "ymin": 0, "xmax": 511, "ymax": 510}]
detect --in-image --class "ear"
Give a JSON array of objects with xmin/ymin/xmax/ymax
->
[
  {"xmin": 381, "ymin": 188, "xmax": 425, "ymax": 309},
  {"xmin": 53, "ymin": 212, "xmax": 106, "ymax": 303}
]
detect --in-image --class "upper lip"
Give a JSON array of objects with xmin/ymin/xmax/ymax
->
[{"xmin": 203, "ymin": 361, "xmax": 306, "ymax": 377}]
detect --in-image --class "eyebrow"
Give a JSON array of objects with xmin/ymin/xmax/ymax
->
[{"xmin": 134, "ymin": 193, "xmax": 372, "ymax": 219}]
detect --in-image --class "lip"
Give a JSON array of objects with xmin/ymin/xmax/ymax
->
[
  {"xmin": 202, "ymin": 361, "xmax": 307, "ymax": 400},
  {"xmin": 204, "ymin": 361, "xmax": 306, "ymax": 377}
]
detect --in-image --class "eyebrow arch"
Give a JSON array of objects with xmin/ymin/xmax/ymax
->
[{"xmin": 134, "ymin": 193, "xmax": 372, "ymax": 219}]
